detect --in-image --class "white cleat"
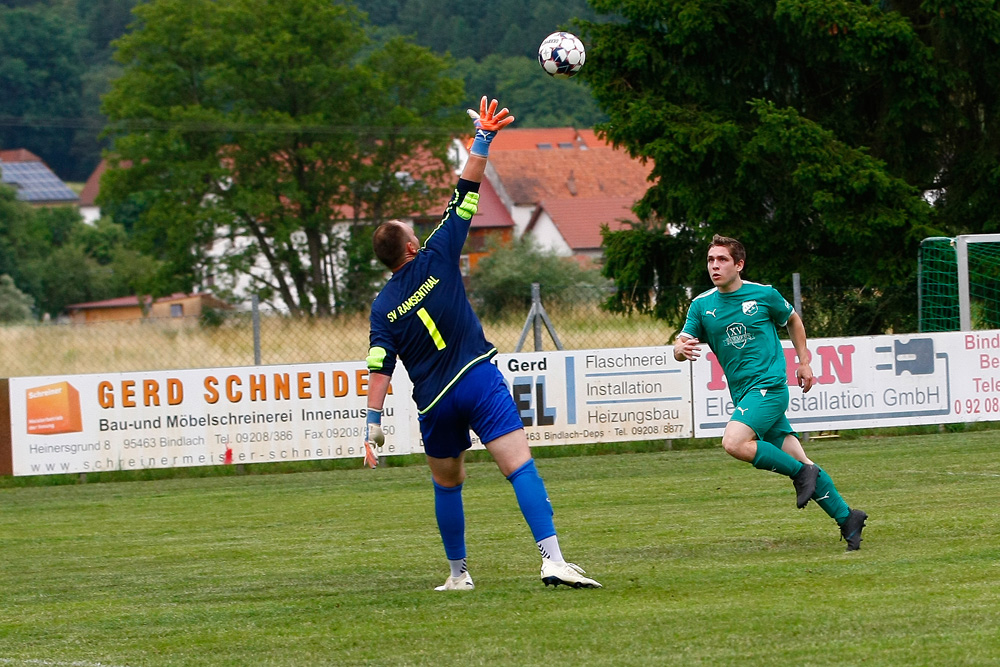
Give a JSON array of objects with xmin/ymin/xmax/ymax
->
[
  {"xmin": 434, "ymin": 571, "xmax": 475, "ymax": 591},
  {"xmin": 540, "ymin": 558, "xmax": 602, "ymax": 588}
]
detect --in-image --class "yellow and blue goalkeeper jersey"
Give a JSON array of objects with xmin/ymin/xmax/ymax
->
[{"xmin": 367, "ymin": 178, "xmax": 497, "ymax": 413}]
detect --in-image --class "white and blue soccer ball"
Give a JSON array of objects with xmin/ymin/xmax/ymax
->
[{"xmin": 537, "ymin": 31, "xmax": 586, "ymax": 79}]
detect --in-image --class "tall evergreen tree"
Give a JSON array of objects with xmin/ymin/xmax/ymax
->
[{"xmin": 579, "ymin": 1, "xmax": 1000, "ymax": 336}]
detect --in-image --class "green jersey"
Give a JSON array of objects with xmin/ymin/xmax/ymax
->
[{"xmin": 681, "ymin": 281, "xmax": 794, "ymax": 403}]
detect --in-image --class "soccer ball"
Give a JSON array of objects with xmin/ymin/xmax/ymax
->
[{"xmin": 537, "ymin": 31, "xmax": 586, "ymax": 78}]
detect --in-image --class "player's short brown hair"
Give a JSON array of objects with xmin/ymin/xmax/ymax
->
[
  {"xmin": 373, "ymin": 221, "xmax": 411, "ymax": 269},
  {"xmin": 709, "ymin": 234, "xmax": 746, "ymax": 268}
]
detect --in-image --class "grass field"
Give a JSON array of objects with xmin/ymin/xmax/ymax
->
[{"xmin": 1, "ymin": 430, "xmax": 998, "ymax": 666}]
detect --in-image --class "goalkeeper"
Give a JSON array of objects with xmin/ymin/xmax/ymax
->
[
  {"xmin": 363, "ymin": 97, "xmax": 601, "ymax": 590},
  {"xmin": 674, "ymin": 234, "xmax": 868, "ymax": 551}
]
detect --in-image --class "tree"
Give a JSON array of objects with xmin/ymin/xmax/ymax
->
[
  {"xmin": 0, "ymin": 184, "xmax": 59, "ymax": 307},
  {"xmin": 78, "ymin": 0, "xmax": 140, "ymax": 64},
  {"xmin": 353, "ymin": 0, "xmax": 598, "ymax": 60},
  {"xmin": 22, "ymin": 213, "xmax": 156, "ymax": 317},
  {"xmin": 453, "ymin": 55, "xmax": 606, "ymax": 128},
  {"xmin": 100, "ymin": 0, "xmax": 466, "ymax": 317},
  {"xmin": 577, "ymin": 1, "xmax": 1000, "ymax": 336},
  {"xmin": 355, "ymin": 0, "xmax": 608, "ymax": 129},
  {"xmin": 0, "ymin": 184, "xmax": 149, "ymax": 317},
  {"xmin": 0, "ymin": 5, "xmax": 85, "ymax": 179}
]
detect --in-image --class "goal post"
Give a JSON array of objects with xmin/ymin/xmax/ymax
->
[{"xmin": 919, "ymin": 234, "xmax": 1000, "ymax": 332}]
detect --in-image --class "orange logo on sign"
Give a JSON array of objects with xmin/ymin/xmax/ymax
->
[{"xmin": 26, "ymin": 381, "xmax": 83, "ymax": 435}]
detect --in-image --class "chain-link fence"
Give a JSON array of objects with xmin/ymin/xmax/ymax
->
[
  {"xmin": 0, "ymin": 286, "xmax": 675, "ymax": 377},
  {"xmin": 0, "ymin": 279, "xmax": 924, "ymax": 378}
]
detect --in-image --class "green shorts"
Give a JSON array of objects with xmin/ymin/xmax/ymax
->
[{"xmin": 730, "ymin": 384, "xmax": 796, "ymax": 448}]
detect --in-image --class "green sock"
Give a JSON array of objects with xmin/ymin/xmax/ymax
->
[
  {"xmin": 750, "ymin": 441, "xmax": 803, "ymax": 477},
  {"xmin": 814, "ymin": 465, "xmax": 851, "ymax": 524}
]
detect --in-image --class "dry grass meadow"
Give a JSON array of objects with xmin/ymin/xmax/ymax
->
[{"xmin": 0, "ymin": 304, "xmax": 674, "ymax": 377}]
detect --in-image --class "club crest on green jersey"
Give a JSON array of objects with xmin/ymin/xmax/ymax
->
[
  {"xmin": 742, "ymin": 300, "xmax": 758, "ymax": 315},
  {"xmin": 725, "ymin": 322, "xmax": 753, "ymax": 349}
]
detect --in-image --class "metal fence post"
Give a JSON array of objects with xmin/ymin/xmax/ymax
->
[
  {"xmin": 792, "ymin": 273, "xmax": 809, "ymax": 442},
  {"xmin": 792, "ymin": 272, "xmax": 802, "ymax": 318},
  {"xmin": 533, "ymin": 283, "xmax": 543, "ymax": 351},
  {"xmin": 252, "ymin": 295, "xmax": 262, "ymax": 366},
  {"xmin": 515, "ymin": 283, "xmax": 564, "ymax": 352}
]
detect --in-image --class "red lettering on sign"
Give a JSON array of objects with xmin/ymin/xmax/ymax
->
[{"xmin": 816, "ymin": 345, "xmax": 854, "ymax": 384}]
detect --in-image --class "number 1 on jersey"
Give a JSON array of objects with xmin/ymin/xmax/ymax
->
[{"xmin": 417, "ymin": 307, "xmax": 447, "ymax": 350}]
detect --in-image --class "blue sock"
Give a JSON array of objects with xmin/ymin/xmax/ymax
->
[
  {"xmin": 506, "ymin": 459, "xmax": 556, "ymax": 542},
  {"xmin": 433, "ymin": 480, "xmax": 465, "ymax": 560}
]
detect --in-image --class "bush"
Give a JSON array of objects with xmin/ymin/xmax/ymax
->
[
  {"xmin": 467, "ymin": 236, "xmax": 610, "ymax": 320},
  {"xmin": 199, "ymin": 306, "xmax": 228, "ymax": 328},
  {"xmin": 0, "ymin": 274, "xmax": 35, "ymax": 323}
]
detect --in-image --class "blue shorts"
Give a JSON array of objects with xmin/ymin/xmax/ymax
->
[
  {"xmin": 731, "ymin": 384, "xmax": 796, "ymax": 448},
  {"xmin": 418, "ymin": 361, "xmax": 524, "ymax": 459}
]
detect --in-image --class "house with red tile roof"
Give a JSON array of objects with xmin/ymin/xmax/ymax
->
[
  {"xmin": 524, "ymin": 197, "xmax": 638, "ymax": 265},
  {"xmin": 462, "ymin": 128, "xmax": 653, "ymax": 265}
]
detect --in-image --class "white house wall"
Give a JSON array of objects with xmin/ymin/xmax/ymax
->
[
  {"xmin": 527, "ymin": 212, "xmax": 573, "ymax": 256},
  {"xmin": 79, "ymin": 205, "xmax": 100, "ymax": 225},
  {"xmin": 511, "ymin": 205, "xmax": 535, "ymax": 238}
]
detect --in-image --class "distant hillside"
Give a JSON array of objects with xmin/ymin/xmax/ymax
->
[{"xmin": 0, "ymin": 0, "xmax": 604, "ymax": 181}]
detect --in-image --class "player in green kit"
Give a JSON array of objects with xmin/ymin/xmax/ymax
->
[{"xmin": 674, "ymin": 235, "xmax": 868, "ymax": 551}]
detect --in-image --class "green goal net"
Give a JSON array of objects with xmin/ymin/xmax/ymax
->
[{"xmin": 919, "ymin": 235, "xmax": 1000, "ymax": 332}]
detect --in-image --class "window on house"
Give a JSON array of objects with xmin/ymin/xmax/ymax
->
[
  {"xmin": 558, "ymin": 142, "xmax": 575, "ymax": 149},
  {"xmin": 460, "ymin": 255, "xmax": 471, "ymax": 277},
  {"xmin": 170, "ymin": 304, "xmax": 183, "ymax": 317},
  {"xmin": 536, "ymin": 143, "xmax": 553, "ymax": 150}
]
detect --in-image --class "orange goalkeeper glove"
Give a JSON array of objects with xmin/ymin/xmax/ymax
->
[{"xmin": 467, "ymin": 96, "xmax": 514, "ymax": 157}]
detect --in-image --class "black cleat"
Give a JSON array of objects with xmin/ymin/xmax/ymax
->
[
  {"xmin": 839, "ymin": 508, "xmax": 868, "ymax": 551},
  {"xmin": 791, "ymin": 463, "xmax": 819, "ymax": 508}
]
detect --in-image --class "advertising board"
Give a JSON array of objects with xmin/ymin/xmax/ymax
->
[
  {"xmin": 4, "ymin": 347, "xmax": 694, "ymax": 476},
  {"xmin": 460, "ymin": 347, "xmax": 694, "ymax": 450},
  {"xmin": 691, "ymin": 331, "xmax": 1000, "ymax": 437},
  {"xmin": 5, "ymin": 332, "xmax": 999, "ymax": 476},
  {"xmin": 7, "ymin": 363, "xmax": 416, "ymax": 476}
]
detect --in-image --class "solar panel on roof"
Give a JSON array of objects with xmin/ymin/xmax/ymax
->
[{"xmin": 0, "ymin": 161, "xmax": 78, "ymax": 203}]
